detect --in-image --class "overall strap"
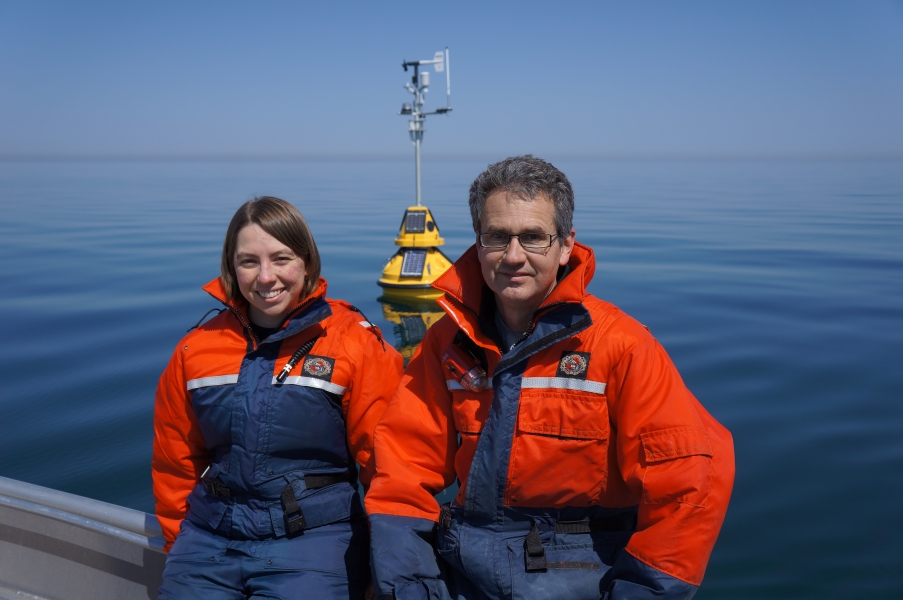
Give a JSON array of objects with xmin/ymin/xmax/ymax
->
[{"xmin": 280, "ymin": 472, "xmax": 353, "ymax": 535}]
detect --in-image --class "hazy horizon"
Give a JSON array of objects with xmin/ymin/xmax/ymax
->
[{"xmin": 2, "ymin": 1, "xmax": 902, "ymax": 160}]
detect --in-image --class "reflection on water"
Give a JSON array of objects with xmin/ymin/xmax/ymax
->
[{"xmin": 377, "ymin": 295, "xmax": 445, "ymax": 364}]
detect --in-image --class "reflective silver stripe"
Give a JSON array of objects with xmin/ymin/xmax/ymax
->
[
  {"xmin": 521, "ymin": 377, "xmax": 607, "ymax": 395},
  {"xmin": 359, "ymin": 320, "xmax": 372, "ymax": 327},
  {"xmin": 446, "ymin": 379, "xmax": 465, "ymax": 391},
  {"xmin": 186, "ymin": 375, "xmax": 239, "ymax": 391},
  {"xmin": 274, "ymin": 376, "xmax": 346, "ymax": 395}
]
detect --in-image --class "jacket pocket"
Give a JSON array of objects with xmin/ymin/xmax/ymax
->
[
  {"xmin": 184, "ymin": 482, "xmax": 228, "ymax": 533},
  {"xmin": 640, "ymin": 426, "xmax": 714, "ymax": 508},
  {"xmin": 263, "ymin": 519, "xmax": 369, "ymax": 577},
  {"xmin": 165, "ymin": 519, "xmax": 228, "ymax": 563},
  {"xmin": 506, "ymin": 389, "xmax": 610, "ymax": 506},
  {"xmin": 506, "ymin": 537, "xmax": 609, "ymax": 600},
  {"xmin": 518, "ymin": 389, "xmax": 609, "ymax": 440}
]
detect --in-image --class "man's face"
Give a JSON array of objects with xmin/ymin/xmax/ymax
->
[{"xmin": 477, "ymin": 190, "xmax": 575, "ymax": 319}]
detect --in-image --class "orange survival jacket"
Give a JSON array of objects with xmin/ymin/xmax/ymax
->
[
  {"xmin": 366, "ymin": 242, "xmax": 734, "ymax": 591},
  {"xmin": 153, "ymin": 277, "xmax": 402, "ymax": 550}
]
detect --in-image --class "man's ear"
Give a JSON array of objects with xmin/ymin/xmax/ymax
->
[{"xmin": 559, "ymin": 228, "xmax": 576, "ymax": 266}]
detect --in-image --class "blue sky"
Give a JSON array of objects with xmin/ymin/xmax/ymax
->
[{"xmin": 1, "ymin": 1, "xmax": 902, "ymax": 158}]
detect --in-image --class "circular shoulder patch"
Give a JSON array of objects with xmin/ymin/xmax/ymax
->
[
  {"xmin": 559, "ymin": 353, "xmax": 588, "ymax": 377},
  {"xmin": 304, "ymin": 357, "xmax": 333, "ymax": 377}
]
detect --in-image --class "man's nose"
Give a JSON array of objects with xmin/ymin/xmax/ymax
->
[{"xmin": 502, "ymin": 236, "xmax": 527, "ymax": 262}]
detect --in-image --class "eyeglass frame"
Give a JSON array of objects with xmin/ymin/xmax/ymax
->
[{"xmin": 478, "ymin": 231, "xmax": 560, "ymax": 251}]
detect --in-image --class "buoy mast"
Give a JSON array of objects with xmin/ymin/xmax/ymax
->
[
  {"xmin": 401, "ymin": 50, "xmax": 452, "ymax": 206},
  {"xmin": 377, "ymin": 49, "xmax": 455, "ymax": 299}
]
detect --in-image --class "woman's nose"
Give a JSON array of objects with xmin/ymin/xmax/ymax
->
[{"xmin": 258, "ymin": 261, "xmax": 277, "ymax": 283}]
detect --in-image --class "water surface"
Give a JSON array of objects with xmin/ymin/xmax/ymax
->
[{"xmin": 0, "ymin": 159, "xmax": 901, "ymax": 598}]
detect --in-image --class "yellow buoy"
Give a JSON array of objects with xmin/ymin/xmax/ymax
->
[{"xmin": 378, "ymin": 206, "xmax": 453, "ymax": 299}]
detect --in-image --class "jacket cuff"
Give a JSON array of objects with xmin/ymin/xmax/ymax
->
[
  {"xmin": 606, "ymin": 551, "xmax": 698, "ymax": 600},
  {"xmin": 370, "ymin": 514, "xmax": 444, "ymax": 598}
]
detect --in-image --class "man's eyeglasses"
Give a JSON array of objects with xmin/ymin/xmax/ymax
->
[{"xmin": 479, "ymin": 232, "xmax": 559, "ymax": 251}]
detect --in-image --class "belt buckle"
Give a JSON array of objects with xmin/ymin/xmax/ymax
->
[
  {"xmin": 281, "ymin": 483, "xmax": 306, "ymax": 535},
  {"xmin": 285, "ymin": 511, "xmax": 307, "ymax": 535},
  {"xmin": 524, "ymin": 522, "xmax": 548, "ymax": 573},
  {"xmin": 202, "ymin": 476, "xmax": 231, "ymax": 498}
]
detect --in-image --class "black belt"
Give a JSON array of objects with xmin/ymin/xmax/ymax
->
[
  {"xmin": 281, "ymin": 472, "xmax": 352, "ymax": 535},
  {"xmin": 203, "ymin": 472, "xmax": 350, "ymax": 498},
  {"xmin": 526, "ymin": 515, "xmax": 635, "ymax": 573},
  {"xmin": 202, "ymin": 471, "xmax": 352, "ymax": 536},
  {"xmin": 302, "ymin": 472, "xmax": 350, "ymax": 490},
  {"xmin": 553, "ymin": 515, "xmax": 635, "ymax": 534}
]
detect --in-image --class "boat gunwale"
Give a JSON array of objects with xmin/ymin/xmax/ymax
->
[{"xmin": 0, "ymin": 475, "xmax": 164, "ymax": 553}]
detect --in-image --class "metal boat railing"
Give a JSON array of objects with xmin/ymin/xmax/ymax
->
[
  {"xmin": 0, "ymin": 474, "xmax": 166, "ymax": 599},
  {"xmin": 0, "ymin": 475, "xmax": 164, "ymax": 552}
]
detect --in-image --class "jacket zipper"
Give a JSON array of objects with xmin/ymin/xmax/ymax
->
[
  {"xmin": 447, "ymin": 295, "xmax": 579, "ymax": 372},
  {"xmin": 219, "ymin": 293, "xmax": 322, "ymax": 352}
]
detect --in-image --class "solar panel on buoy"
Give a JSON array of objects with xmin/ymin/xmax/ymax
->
[
  {"xmin": 405, "ymin": 211, "xmax": 427, "ymax": 233},
  {"xmin": 400, "ymin": 249, "xmax": 427, "ymax": 277},
  {"xmin": 400, "ymin": 315, "xmax": 427, "ymax": 342}
]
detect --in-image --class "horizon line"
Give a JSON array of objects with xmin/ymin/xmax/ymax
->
[{"xmin": 2, "ymin": 151, "xmax": 902, "ymax": 163}]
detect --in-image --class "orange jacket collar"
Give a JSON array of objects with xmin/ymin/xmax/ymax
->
[
  {"xmin": 201, "ymin": 276, "xmax": 329, "ymax": 321},
  {"xmin": 432, "ymin": 241, "xmax": 596, "ymax": 316}
]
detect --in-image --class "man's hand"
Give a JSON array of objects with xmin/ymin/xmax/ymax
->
[{"xmin": 364, "ymin": 580, "xmax": 377, "ymax": 600}]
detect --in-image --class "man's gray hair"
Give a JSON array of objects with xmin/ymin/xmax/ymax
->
[{"xmin": 468, "ymin": 155, "xmax": 574, "ymax": 239}]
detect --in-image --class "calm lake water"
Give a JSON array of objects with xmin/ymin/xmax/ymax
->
[{"xmin": 1, "ymin": 158, "xmax": 901, "ymax": 598}]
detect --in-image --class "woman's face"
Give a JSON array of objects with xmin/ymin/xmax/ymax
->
[{"xmin": 233, "ymin": 224, "xmax": 308, "ymax": 328}]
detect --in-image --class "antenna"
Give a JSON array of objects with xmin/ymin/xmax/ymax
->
[
  {"xmin": 444, "ymin": 48, "xmax": 451, "ymax": 109},
  {"xmin": 398, "ymin": 48, "xmax": 453, "ymax": 206}
]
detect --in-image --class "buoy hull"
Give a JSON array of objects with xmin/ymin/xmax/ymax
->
[{"xmin": 378, "ymin": 205, "xmax": 453, "ymax": 300}]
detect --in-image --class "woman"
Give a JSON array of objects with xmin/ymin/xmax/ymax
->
[{"xmin": 153, "ymin": 196, "xmax": 402, "ymax": 599}]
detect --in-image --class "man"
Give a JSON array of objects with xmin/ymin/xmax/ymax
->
[{"xmin": 366, "ymin": 155, "xmax": 734, "ymax": 600}]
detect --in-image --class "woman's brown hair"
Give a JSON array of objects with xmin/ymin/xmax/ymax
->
[{"xmin": 220, "ymin": 196, "xmax": 322, "ymax": 303}]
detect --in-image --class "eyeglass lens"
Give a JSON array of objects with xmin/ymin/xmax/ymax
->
[{"xmin": 480, "ymin": 233, "xmax": 555, "ymax": 249}]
